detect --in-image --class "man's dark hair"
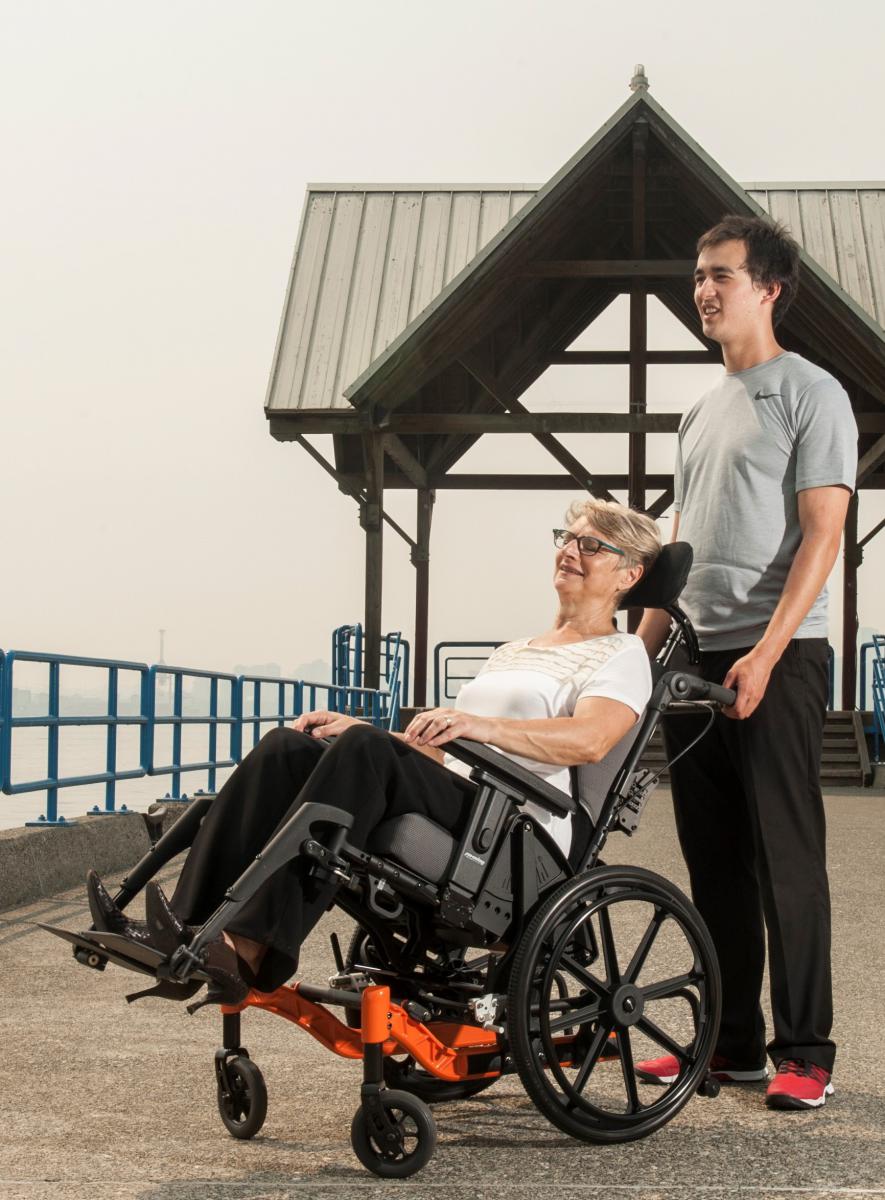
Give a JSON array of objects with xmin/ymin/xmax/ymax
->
[{"xmin": 697, "ymin": 214, "xmax": 800, "ymax": 326}]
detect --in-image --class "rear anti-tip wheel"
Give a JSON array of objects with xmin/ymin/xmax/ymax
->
[
  {"xmin": 351, "ymin": 1088, "xmax": 436, "ymax": 1178},
  {"xmin": 216, "ymin": 1055, "xmax": 268, "ymax": 1140}
]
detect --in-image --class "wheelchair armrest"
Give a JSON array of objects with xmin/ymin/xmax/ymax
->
[{"xmin": 445, "ymin": 738, "xmax": 576, "ymax": 816}]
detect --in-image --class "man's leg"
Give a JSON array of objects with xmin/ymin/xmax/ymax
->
[
  {"xmin": 665, "ymin": 648, "xmax": 767, "ymax": 1067},
  {"xmin": 725, "ymin": 639, "xmax": 835, "ymax": 1072}
]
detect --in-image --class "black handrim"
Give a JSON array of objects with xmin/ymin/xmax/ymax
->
[{"xmin": 509, "ymin": 867, "xmax": 720, "ymax": 1141}]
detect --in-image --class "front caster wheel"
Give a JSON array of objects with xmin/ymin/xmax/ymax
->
[
  {"xmin": 698, "ymin": 1074, "xmax": 721, "ymax": 1098},
  {"xmin": 216, "ymin": 1055, "xmax": 268, "ymax": 1139},
  {"xmin": 351, "ymin": 1088, "xmax": 436, "ymax": 1178}
]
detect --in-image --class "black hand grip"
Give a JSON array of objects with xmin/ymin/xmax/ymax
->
[{"xmin": 668, "ymin": 672, "xmax": 736, "ymax": 707}]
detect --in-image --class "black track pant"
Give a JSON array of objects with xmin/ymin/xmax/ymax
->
[
  {"xmin": 170, "ymin": 724, "xmax": 476, "ymax": 991},
  {"xmin": 663, "ymin": 638, "xmax": 834, "ymax": 1071}
]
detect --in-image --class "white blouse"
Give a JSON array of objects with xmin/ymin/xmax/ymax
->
[{"xmin": 444, "ymin": 633, "xmax": 652, "ymax": 855}]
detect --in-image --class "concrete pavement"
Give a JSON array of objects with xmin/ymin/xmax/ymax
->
[{"xmin": 2, "ymin": 788, "xmax": 885, "ymax": 1200}]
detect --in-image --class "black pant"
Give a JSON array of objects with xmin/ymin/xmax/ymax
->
[
  {"xmin": 171, "ymin": 724, "xmax": 476, "ymax": 991},
  {"xmin": 664, "ymin": 638, "xmax": 834, "ymax": 1071}
]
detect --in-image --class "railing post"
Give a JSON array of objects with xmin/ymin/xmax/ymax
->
[{"xmin": 104, "ymin": 666, "xmax": 118, "ymax": 813}]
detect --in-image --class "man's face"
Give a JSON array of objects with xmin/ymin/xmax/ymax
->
[{"xmin": 693, "ymin": 238, "xmax": 778, "ymax": 345}]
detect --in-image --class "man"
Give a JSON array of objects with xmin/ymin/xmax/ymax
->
[{"xmin": 637, "ymin": 215, "xmax": 857, "ymax": 1110}]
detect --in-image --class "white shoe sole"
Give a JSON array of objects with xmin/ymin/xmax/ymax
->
[{"xmin": 767, "ymin": 1082, "xmax": 834, "ymax": 1110}]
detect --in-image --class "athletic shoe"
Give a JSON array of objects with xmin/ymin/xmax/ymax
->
[
  {"xmin": 765, "ymin": 1059, "xmax": 833, "ymax": 1110},
  {"xmin": 635, "ymin": 1052, "xmax": 768, "ymax": 1085}
]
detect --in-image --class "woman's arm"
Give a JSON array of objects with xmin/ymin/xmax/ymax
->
[{"xmin": 403, "ymin": 696, "xmax": 639, "ymax": 767}]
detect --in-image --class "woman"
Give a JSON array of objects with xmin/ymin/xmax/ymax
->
[{"xmin": 87, "ymin": 499, "xmax": 660, "ymax": 1005}]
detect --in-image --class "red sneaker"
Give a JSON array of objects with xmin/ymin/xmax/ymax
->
[
  {"xmin": 765, "ymin": 1059, "xmax": 834, "ymax": 1109},
  {"xmin": 635, "ymin": 1052, "xmax": 768, "ymax": 1085}
]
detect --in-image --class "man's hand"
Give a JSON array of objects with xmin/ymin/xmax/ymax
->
[
  {"xmin": 292, "ymin": 709, "xmax": 362, "ymax": 737},
  {"xmin": 403, "ymin": 707, "xmax": 495, "ymax": 749},
  {"xmin": 722, "ymin": 648, "xmax": 778, "ymax": 719}
]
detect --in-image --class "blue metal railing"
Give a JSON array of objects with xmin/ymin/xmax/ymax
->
[
  {"xmin": 332, "ymin": 625, "xmax": 410, "ymax": 710},
  {"xmin": 433, "ymin": 642, "xmax": 503, "ymax": 707},
  {"xmin": 0, "ymin": 640, "xmax": 403, "ymax": 826},
  {"xmin": 861, "ymin": 636, "xmax": 885, "ymax": 762}
]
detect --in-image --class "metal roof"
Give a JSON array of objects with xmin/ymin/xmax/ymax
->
[{"xmin": 265, "ymin": 128, "xmax": 885, "ymax": 417}]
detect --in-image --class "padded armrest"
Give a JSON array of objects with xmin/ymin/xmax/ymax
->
[{"xmin": 444, "ymin": 738, "xmax": 576, "ymax": 816}]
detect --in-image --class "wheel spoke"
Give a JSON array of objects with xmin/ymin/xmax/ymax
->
[
  {"xmin": 547, "ymin": 997, "xmax": 604, "ymax": 1035},
  {"xmin": 641, "ymin": 972, "xmax": 699, "ymax": 1002},
  {"xmin": 598, "ymin": 905, "xmax": 621, "ymax": 986},
  {"xmin": 624, "ymin": 908, "xmax": 664, "ymax": 983},
  {"xmin": 616, "ymin": 1029, "xmax": 642, "ymax": 1114},
  {"xmin": 558, "ymin": 953, "xmax": 610, "ymax": 1000},
  {"xmin": 636, "ymin": 1015, "xmax": 689, "ymax": 1062},
  {"xmin": 570, "ymin": 1022, "xmax": 613, "ymax": 1097}
]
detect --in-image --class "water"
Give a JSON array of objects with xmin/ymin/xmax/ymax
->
[{"xmin": 0, "ymin": 723, "xmax": 260, "ymax": 830}]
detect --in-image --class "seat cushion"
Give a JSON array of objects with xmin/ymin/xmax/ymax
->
[{"xmin": 368, "ymin": 814, "xmax": 458, "ymax": 884}]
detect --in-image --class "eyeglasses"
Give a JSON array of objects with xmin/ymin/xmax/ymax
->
[{"xmin": 552, "ymin": 529, "xmax": 625, "ymax": 557}]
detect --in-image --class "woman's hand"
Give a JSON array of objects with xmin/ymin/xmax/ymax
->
[
  {"xmin": 402, "ymin": 707, "xmax": 494, "ymax": 749},
  {"xmin": 292, "ymin": 709, "xmax": 362, "ymax": 738}
]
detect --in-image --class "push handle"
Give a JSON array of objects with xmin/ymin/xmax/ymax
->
[{"xmin": 668, "ymin": 672, "xmax": 736, "ymax": 708}]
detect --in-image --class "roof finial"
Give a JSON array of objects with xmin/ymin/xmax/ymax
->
[{"xmin": 629, "ymin": 64, "xmax": 649, "ymax": 93}]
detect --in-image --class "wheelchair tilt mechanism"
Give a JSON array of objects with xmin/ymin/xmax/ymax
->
[
  {"xmin": 42, "ymin": 660, "xmax": 735, "ymax": 1179},
  {"xmin": 41, "ymin": 538, "xmax": 732, "ymax": 1175}
]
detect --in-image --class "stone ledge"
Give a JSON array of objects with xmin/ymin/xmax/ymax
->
[{"xmin": 0, "ymin": 804, "xmax": 189, "ymax": 912}]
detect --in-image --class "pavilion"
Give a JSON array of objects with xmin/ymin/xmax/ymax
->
[{"xmin": 264, "ymin": 68, "xmax": 885, "ymax": 708}]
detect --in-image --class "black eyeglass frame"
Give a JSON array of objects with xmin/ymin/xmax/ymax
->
[{"xmin": 552, "ymin": 528, "xmax": 626, "ymax": 558}]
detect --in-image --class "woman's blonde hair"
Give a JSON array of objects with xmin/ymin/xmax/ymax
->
[{"xmin": 564, "ymin": 498, "xmax": 662, "ymax": 572}]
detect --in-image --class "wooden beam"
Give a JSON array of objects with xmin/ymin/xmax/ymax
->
[
  {"xmin": 342, "ymin": 472, "xmax": 674, "ymax": 491},
  {"xmin": 523, "ymin": 260, "xmax": 696, "ymax": 278},
  {"xmin": 859, "ymin": 514, "xmax": 885, "ymax": 551},
  {"xmin": 550, "ymin": 349, "xmax": 720, "ymax": 365},
  {"xmin": 627, "ymin": 122, "xmax": 649, "ymax": 634},
  {"xmin": 857, "ymin": 433, "xmax": 885, "ymax": 484},
  {"xmin": 274, "ymin": 411, "xmax": 683, "ymax": 436},
  {"xmin": 412, "ymin": 489, "xmax": 435, "ymax": 708},
  {"xmin": 382, "ymin": 433, "xmax": 429, "ymax": 490},
  {"xmin": 293, "ymin": 434, "xmax": 414, "ymax": 548},
  {"xmin": 646, "ymin": 486, "xmax": 675, "ymax": 519},
  {"xmin": 361, "ymin": 435, "xmax": 384, "ymax": 690},
  {"xmin": 460, "ymin": 356, "xmax": 614, "ymax": 501}
]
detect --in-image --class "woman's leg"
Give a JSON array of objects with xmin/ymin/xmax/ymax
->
[
  {"xmin": 224, "ymin": 722, "xmax": 476, "ymax": 991},
  {"xmin": 170, "ymin": 726, "xmax": 327, "ymax": 926}
]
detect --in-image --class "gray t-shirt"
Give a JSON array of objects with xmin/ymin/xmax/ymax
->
[{"xmin": 674, "ymin": 351, "xmax": 857, "ymax": 651}]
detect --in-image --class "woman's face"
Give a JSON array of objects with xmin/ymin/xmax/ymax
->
[{"xmin": 553, "ymin": 517, "xmax": 638, "ymax": 610}]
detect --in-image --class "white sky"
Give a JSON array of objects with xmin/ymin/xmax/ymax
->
[{"xmin": 2, "ymin": 0, "xmax": 885, "ymax": 687}]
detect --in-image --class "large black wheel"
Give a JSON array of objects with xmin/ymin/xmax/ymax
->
[
  {"xmin": 216, "ymin": 1056, "xmax": 268, "ymax": 1140},
  {"xmin": 508, "ymin": 865, "xmax": 720, "ymax": 1144},
  {"xmin": 351, "ymin": 1089, "xmax": 436, "ymax": 1178}
]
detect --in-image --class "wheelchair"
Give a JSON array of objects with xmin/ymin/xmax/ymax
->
[{"xmin": 44, "ymin": 542, "xmax": 735, "ymax": 1179}]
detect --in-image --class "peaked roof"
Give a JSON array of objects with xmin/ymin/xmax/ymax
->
[{"xmin": 265, "ymin": 89, "xmax": 885, "ymax": 422}]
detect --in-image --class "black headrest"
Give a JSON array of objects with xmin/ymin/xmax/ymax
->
[{"xmin": 617, "ymin": 541, "xmax": 693, "ymax": 611}]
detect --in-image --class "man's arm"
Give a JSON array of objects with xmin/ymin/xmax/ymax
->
[
  {"xmin": 722, "ymin": 485, "xmax": 851, "ymax": 719},
  {"xmin": 637, "ymin": 512, "xmax": 680, "ymax": 657}
]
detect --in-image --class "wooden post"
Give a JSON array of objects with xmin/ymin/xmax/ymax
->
[
  {"xmin": 842, "ymin": 490, "xmax": 860, "ymax": 709},
  {"xmin": 361, "ymin": 435, "xmax": 384, "ymax": 690},
  {"xmin": 412, "ymin": 489, "xmax": 435, "ymax": 707},
  {"xmin": 627, "ymin": 122, "xmax": 648, "ymax": 633}
]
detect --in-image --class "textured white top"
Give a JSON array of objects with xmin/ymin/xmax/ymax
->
[{"xmin": 444, "ymin": 633, "xmax": 652, "ymax": 855}]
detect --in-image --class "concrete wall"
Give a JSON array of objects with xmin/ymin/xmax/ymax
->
[{"xmin": 0, "ymin": 807, "xmax": 184, "ymax": 911}]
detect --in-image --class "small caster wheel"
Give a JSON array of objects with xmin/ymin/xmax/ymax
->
[
  {"xmin": 351, "ymin": 1088, "xmax": 436, "ymax": 1178},
  {"xmin": 698, "ymin": 1073, "xmax": 721, "ymax": 1098},
  {"xmin": 216, "ymin": 1055, "xmax": 268, "ymax": 1139}
]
